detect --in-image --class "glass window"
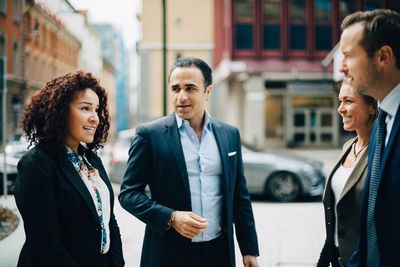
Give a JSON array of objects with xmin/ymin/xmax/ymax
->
[
  {"xmin": 42, "ymin": 59, "xmax": 46, "ymax": 82},
  {"xmin": 263, "ymin": 0, "xmax": 281, "ymax": 50},
  {"xmin": 366, "ymin": 0, "xmax": 381, "ymax": 11},
  {"xmin": 13, "ymin": 0, "xmax": 19, "ymax": 22},
  {"xmin": 236, "ymin": 0, "xmax": 254, "ymax": 20},
  {"xmin": 263, "ymin": 24, "xmax": 280, "ymax": 49},
  {"xmin": 13, "ymin": 42, "xmax": 18, "ymax": 76},
  {"xmin": 34, "ymin": 56, "xmax": 39, "ymax": 81},
  {"xmin": 290, "ymin": 0, "xmax": 306, "ymax": 50},
  {"xmin": 235, "ymin": 0, "xmax": 254, "ymax": 50},
  {"xmin": 236, "ymin": 25, "xmax": 254, "ymax": 49},
  {"xmin": 263, "ymin": 0, "xmax": 280, "ymax": 20},
  {"xmin": 25, "ymin": 52, "xmax": 30, "ymax": 80},
  {"xmin": 321, "ymin": 113, "xmax": 332, "ymax": 127},
  {"xmin": 0, "ymin": 0, "xmax": 6, "ymax": 14},
  {"xmin": 0, "ymin": 36, "xmax": 5, "ymax": 57},
  {"xmin": 294, "ymin": 113, "xmax": 305, "ymax": 127},
  {"xmin": 315, "ymin": 0, "xmax": 332, "ymax": 50},
  {"xmin": 340, "ymin": 0, "xmax": 357, "ymax": 21}
]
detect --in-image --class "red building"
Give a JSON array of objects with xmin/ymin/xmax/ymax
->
[
  {"xmin": 0, "ymin": 0, "xmax": 80, "ymax": 142},
  {"xmin": 212, "ymin": 0, "xmax": 400, "ymax": 148}
]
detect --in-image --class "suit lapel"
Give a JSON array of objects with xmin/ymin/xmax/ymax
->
[
  {"xmin": 339, "ymin": 143, "xmax": 368, "ymax": 201},
  {"xmin": 211, "ymin": 120, "xmax": 229, "ymax": 201},
  {"xmin": 58, "ymin": 153, "xmax": 99, "ymax": 221},
  {"xmin": 164, "ymin": 114, "xmax": 191, "ymax": 198},
  {"xmin": 381, "ymin": 103, "xmax": 400, "ymax": 173},
  {"xmin": 323, "ymin": 139, "xmax": 353, "ymax": 205}
]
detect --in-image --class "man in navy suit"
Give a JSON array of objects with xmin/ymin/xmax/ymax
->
[
  {"xmin": 339, "ymin": 9, "xmax": 400, "ymax": 266},
  {"xmin": 119, "ymin": 57, "xmax": 259, "ymax": 267}
]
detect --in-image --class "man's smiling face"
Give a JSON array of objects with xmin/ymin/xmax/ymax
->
[{"xmin": 169, "ymin": 67, "xmax": 212, "ymax": 123}]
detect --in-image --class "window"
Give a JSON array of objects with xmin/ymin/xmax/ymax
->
[
  {"xmin": 0, "ymin": 0, "xmax": 6, "ymax": 15},
  {"xmin": 13, "ymin": 0, "xmax": 19, "ymax": 23},
  {"xmin": 24, "ymin": 13, "xmax": 31, "ymax": 40},
  {"xmin": 366, "ymin": 0, "xmax": 381, "ymax": 11},
  {"xmin": 41, "ymin": 59, "xmax": 46, "ymax": 82},
  {"xmin": 263, "ymin": 0, "xmax": 281, "ymax": 50},
  {"xmin": 340, "ymin": 0, "xmax": 357, "ymax": 21},
  {"xmin": 315, "ymin": 0, "xmax": 332, "ymax": 51},
  {"xmin": 42, "ymin": 26, "xmax": 47, "ymax": 49},
  {"xmin": 34, "ymin": 55, "xmax": 39, "ymax": 81},
  {"xmin": 25, "ymin": 52, "xmax": 30, "ymax": 80},
  {"xmin": 0, "ymin": 36, "xmax": 5, "ymax": 57},
  {"xmin": 13, "ymin": 42, "xmax": 18, "ymax": 76},
  {"xmin": 290, "ymin": 0, "xmax": 307, "ymax": 51},
  {"xmin": 234, "ymin": 0, "xmax": 254, "ymax": 50}
]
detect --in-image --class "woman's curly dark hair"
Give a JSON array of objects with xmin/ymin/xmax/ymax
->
[{"xmin": 22, "ymin": 70, "xmax": 110, "ymax": 154}]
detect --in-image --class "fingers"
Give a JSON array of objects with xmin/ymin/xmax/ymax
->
[
  {"xmin": 243, "ymin": 255, "xmax": 258, "ymax": 267},
  {"xmin": 172, "ymin": 211, "xmax": 208, "ymax": 239}
]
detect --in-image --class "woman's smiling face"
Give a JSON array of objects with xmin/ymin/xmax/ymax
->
[{"xmin": 65, "ymin": 88, "xmax": 100, "ymax": 152}]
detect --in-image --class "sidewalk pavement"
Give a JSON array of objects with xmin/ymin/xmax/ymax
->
[{"xmin": 0, "ymin": 195, "xmax": 24, "ymax": 267}]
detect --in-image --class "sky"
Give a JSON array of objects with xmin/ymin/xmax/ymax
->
[{"xmin": 68, "ymin": 0, "xmax": 140, "ymax": 48}]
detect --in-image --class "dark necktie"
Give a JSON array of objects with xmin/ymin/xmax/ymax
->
[{"xmin": 367, "ymin": 109, "xmax": 387, "ymax": 266}]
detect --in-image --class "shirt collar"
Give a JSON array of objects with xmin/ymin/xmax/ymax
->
[
  {"xmin": 65, "ymin": 145, "xmax": 86, "ymax": 157},
  {"xmin": 175, "ymin": 111, "xmax": 213, "ymax": 131},
  {"xmin": 379, "ymin": 82, "xmax": 400, "ymax": 119}
]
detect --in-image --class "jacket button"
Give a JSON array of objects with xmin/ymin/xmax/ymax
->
[
  {"xmin": 327, "ymin": 222, "xmax": 331, "ymax": 225},
  {"xmin": 327, "ymin": 207, "xmax": 331, "ymax": 210},
  {"xmin": 94, "ymin": 227, "xmax": 99, "ymax": 231}
]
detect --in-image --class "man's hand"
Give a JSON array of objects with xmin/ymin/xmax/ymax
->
[
  {"xmin": 243, "ymin": 255, "xmax": 258, "ymax": 267},
  {"xmin": 172, "ymin": 211, "xmax": 208, "ymax": 239}
]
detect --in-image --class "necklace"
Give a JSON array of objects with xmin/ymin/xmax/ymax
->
[{"xmin": 353, "ymin": 141, "xmax": 368, "ymax": 162}]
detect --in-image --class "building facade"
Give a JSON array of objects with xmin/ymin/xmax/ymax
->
[
  {"xmin": 213, "ymin": 0, "xmax": 400, "ymax": 148},
  {"xmin": 23, "ymin": 0, "xmax": 80, "ymax": 102},
  {"xmin": 136, "ymin": 0, "xmax": 214, "ymax": 123},
  {"xmin": 94, "ymin": 24, "xmax": 130, "ymax": 132},
  {"xmin": 0, "ymin": 0, "xmax": 23, "ymax": 141}
]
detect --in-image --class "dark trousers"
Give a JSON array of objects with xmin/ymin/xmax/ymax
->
[{"xmin": 189, "ymin": 234, "xmax": 230, "ymax": 267}]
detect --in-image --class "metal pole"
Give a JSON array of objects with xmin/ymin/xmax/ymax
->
[
  {"xmin": 1, "ymin": 57, "xmax": 7, "ymax": 197},
  {"xmin": 162, "ymin": 0, "xmax": 167, "ymax": 116}
]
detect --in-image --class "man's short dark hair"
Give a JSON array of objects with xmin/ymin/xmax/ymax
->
[
  {"xmin": 168, "ymin": 57, "xmax": 212, "ymax": 89},
  {"xmin": 341, "ymin": 9, "xmax": 400, "ymax": 69}
]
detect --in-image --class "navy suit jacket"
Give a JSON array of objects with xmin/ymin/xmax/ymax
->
[
  {"xmin": 15, "ymin": 145, "xmax": 124, "ymax": 267},
  {"xmin": 119, "ymin": 113, "xmax": 259, "ymax": 267},
  {"xmin": 348, "ymin": 103, "xmax": 400, "ymax": 266}
]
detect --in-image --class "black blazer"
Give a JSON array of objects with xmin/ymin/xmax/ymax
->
[
  {"xmin": 317, "ymin": 137, "xmax": 368, "ymax": 267},
  {"xmin": 119, "ymin": 113, "xmax": 259, "ymax": 267},
  {"xmin": 14, "ymin": 145, "xmax": 124, "ymax": 267},
  {"xmin": 348, "ymin": 103, "xmax": 400, "ymax": 266}
]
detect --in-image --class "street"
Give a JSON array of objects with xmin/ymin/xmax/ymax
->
[{"xmin": 114, "ymin": 185, "xmax": 326, "ymax": 267}]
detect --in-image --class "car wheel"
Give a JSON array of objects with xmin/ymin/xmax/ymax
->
[{"xmin": 266, "ymin": 172, "xmax": 301, "ymax": 202}]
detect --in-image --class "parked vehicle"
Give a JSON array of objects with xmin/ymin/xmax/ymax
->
[
  {"xmin": 108, "ymin": 128, "xmax": 325, "ymax": 202},
  {"xmin": 108, "ymin": 129, "xmax": 136, "ymax": 184},
  {"xmin": 242, "ymin": 146, "xmax": 325, "ymax": 202},
  {"xmin": 0, "ymin": 135, "xmax": 29, "ymax": 195}
]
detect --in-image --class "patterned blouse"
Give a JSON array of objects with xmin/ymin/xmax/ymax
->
[{"xmin": 66, "ymin": 146, "xmax": 111, "ymax": 254}]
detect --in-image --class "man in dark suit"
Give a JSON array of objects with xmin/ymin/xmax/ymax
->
[
  {"xmin": 119, "ymin": 57, "xmax": 259, "ymax": 267},
  {"xmin": 339, "ymin": 9, "xmax": 400, "ymax": 266}
]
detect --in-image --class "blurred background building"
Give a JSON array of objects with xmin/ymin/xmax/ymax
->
[
  {"xmin": 136, "ymin": 0, "xmax": 400, "ymax": 149},
  {"xmin": 136, "ymin": 0, "xmax": 214, "ymax": 123}
]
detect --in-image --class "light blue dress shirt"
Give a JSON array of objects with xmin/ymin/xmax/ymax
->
[
  {"xmin": 379, "ymin": 82, "xmax": 400, "ymax": 146},
  {"xmin": 175, "ymin": 112, "xmax": 223, "ymax": 242}
]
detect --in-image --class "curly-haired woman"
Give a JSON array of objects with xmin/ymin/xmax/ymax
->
[{"xmin": 14, "ymin": 71, "xmax": 125, "ymax": 267}]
